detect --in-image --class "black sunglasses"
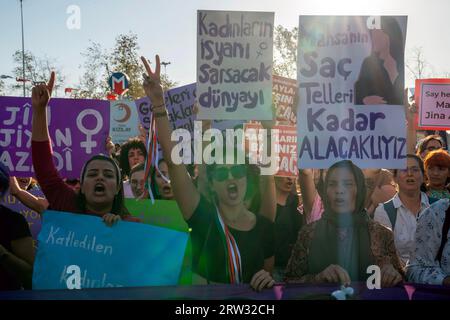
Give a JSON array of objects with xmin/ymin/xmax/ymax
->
[{"xmin": 212, "ymin": 165, "xmax": 247, "ymax": 182}]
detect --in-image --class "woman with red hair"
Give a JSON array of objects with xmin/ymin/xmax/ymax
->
[{"xmin": 424, "ymin": 149, "xmax": 450, "ymax": 199}]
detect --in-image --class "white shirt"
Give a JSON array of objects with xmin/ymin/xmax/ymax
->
[{"xmin": 374, "ymin": 192, "xmax": 431, "ymax": 265}]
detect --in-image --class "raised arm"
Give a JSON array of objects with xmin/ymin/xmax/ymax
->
[
  {"xmin": 141, "ymin": 55, "xmax": 200, "ymax": 220},
  {"xmin": 404, "ymin": 89, "xmax": 417, "ymax": 154},
  {"xmin": 31, "ymin": 72, "xmax": 76, "ymax": 211},
  {"xmin": 9, "ymin": 177, "xmax": 49, "ymax": 214},
  {"xmin": 258, "ymin": 175, "xmax": 276, "ymax": 222},
  {"xmin": 298, "ymin": 169, "xmax": 318, "ymax": 222},
  {"xmin": 31, "ymin": 72, "xmax": 54, "ymax": 142},
  {"xmin": 258, "ymin": 120, "xmax": 277, "ymax": 222}
]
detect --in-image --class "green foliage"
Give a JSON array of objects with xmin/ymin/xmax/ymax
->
[
  {"xmin": 75, "ymin": 32, "xmax": 177, "ymax": 100},
  {"xmin": 72, "ymin": 41, "xmax": 110, "ymax": 99}
]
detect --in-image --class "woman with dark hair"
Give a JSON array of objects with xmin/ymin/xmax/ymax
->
[
  {"xmin": 299, "ymin": 166, "xmax": 395, "ymax": 222},
  {"xmin": 140, "ymin": 55, "xmax": 275, "ymax": 291},
  {"xmin": 119, "ymin": 138, "xmax": 147, "ymax": 178},
  {"xmin": 149, "ymin": 158, "xmax": 174, "ymax": 200},
  {"xmin": 273, "ymin": 176, "xmax": 304, "ymax": 281},
  {"xmin": 31, "ymin": 72, "xmax": 139, "ymax": 225},
  {"xmin": 285, "ymin": 160, "xmax": 403, "ymax": 287},
  {"xmin": 119, "ymin": 138, "xmax": 146, "ymax": 198},
  {"xmin": 355, "ymin": 17, "xmax": 404, "ymax": 105},
  {"xmin": 416, "ymin": 135, "xmax": 444, "ymax": 160},
  {"xmin": 374, "ymin": 154, "xmax": 434, "ymax": 265},
  {"xmin": 423, "ymin": 149, "xmax": 450, "ymax": 199}
]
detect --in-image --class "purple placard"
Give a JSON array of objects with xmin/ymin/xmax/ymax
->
[
  {"xmin": 1, "ymin": 188, "xmax": 44, "ymax": 246},
  {"xmin": 0, "ymin": 96, "xmax": 110, "ymax": 178},
  {"xmin": 136, "ymin": 83, "xmax": 197, "ymax": 133}
]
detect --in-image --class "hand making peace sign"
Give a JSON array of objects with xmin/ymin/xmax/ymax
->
[{"xmin": 141, "ymin": 55, "xmax": 164, "ymax": 103}]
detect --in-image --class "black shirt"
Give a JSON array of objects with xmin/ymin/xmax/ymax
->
[
  {"xmin": 274, "ymin": 194, "xmax": 303, "ymax": 268},
  {"xmin": 0, "ymin": 205, "xmax": 32, "ymax": 290},
  {"xmin": 187, "ymin": 196, "xmax": 274, "ymax": 283}
]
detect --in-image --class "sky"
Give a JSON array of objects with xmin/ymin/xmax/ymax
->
[{"xmin": 0, "ymin": 0, "xmax": 449, "ymax": 96}]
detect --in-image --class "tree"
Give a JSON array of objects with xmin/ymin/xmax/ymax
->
[
  {"xmin": 0, "ymin": 80, "xmax": 5, "ymax": 96},
  {"xmin": 406, "ymin": 46, "xmax": 432, "ymax": 80},
  {"xmin": 75, "ymin": 32, "xmax": 177, "ymax": 100},
  {"xmin": 273, "ymin": 25, "xmax": 298, "ymax": 79},
  {"xmin": 10, "ymin": 50, "xmax": 65, "ymax": 97},
  {"xmin": 109, "ymin": 33, "xmax": 146, "ymax": 99},
  {"xmin": 72, "ymin": 41, "xmax": 110, "ymax": 99}
]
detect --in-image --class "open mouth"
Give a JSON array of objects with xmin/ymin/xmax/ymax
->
[
  {"xmin": 405, "ymin": 178, "xmax": 416, "ymax": 184},
  {"xmin": 162, "ymin": 186, "xmax": 172, "ymax": 194},
  {"xmin": 226, "ymin": 183, "xmax": 239, "ymax": 200},
  {"xmin": 334, "ymin": 198, "xmax": 346, "ymax": 205},
  {"xmin": 94, "ymin": 183, "xmax": 106, "ymax": 195}
]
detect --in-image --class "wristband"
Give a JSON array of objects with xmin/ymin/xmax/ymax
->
[
  {"xmin": 151, "ymin": 103, "xmax": 165, "ymax": 111},
  {"xmin": 154, "ymin": 110, "xmax": 168, "ymax": 118}
]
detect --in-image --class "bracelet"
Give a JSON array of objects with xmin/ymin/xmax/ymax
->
[
  {"xmin": 154, "ymin": 110, "xmax": 168, "ymax": 118},
  {"xmin": 151, "ymin": 103, "xmax": 165, "ymax": 111}
]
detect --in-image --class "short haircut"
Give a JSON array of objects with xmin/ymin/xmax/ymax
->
[
  {"xmin": 119, "ymin": 138, "xmax": 147, "ymax": 177},
  {"xmin": 424, "ymin": 149, "xmax": 450, "ymax": 170},
  {"xmin": 416, "ymin": 134, "xmax": 444, "ymax": 156}
]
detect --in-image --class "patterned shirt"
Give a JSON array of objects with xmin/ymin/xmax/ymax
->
[
  {"xmin": 285, "ymin": 219, "xmax": 404, "ymax": 283},
  {"xmin": 406, "ymin": 199, "xmax": 450, "ymax": 285},
  {"xmin": 427, "ymin": 189, "xmax": 450, "ymax": 200}
]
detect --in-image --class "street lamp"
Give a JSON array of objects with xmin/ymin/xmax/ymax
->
[
  {"xmin": 19, "ymin": 0, "xmax": 26, "ymax": 97},
  {"xmin": 161, "ymin": 61, "xmax": 171, "ymax": 76}
]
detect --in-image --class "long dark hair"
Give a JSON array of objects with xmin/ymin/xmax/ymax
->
[
  {"xmin": 0, "ymin": 162, "xmax": 9, "ymax": 196},
  {"xmin": 322, "ymin": 160, "xmax": 367, "ymax": 215},
  {"xmin": 150, "ymin": 158, "xmax": 167, "ymax": 200},
  {"xmin": 76, "ymin": 155, "xmax": 129, "ymax": 216},
  {"xmin": 379, "ymin": 17, "xmax": 404, "ymax": 74},
  {"xmin": 205, "ymin": 146, "xmax": 260, "ymax": 208}
]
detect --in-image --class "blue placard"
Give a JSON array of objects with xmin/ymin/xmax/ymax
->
[{"xmin": 32, "ymin": 210, "xmax": 188, "ymax": 290}]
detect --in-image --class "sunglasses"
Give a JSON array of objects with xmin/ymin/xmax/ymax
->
[{"xmin": 212, "ymin": 165, "xmax": 247, "ymax": 182}]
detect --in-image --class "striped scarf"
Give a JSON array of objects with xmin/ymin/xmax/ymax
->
[{"xmin": 214, "ymin": 207, "xmax": 243, "ymax": 284}]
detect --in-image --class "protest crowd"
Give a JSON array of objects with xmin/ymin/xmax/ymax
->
[{"xmin": 0, "ymin": 13, "xmax": 450, "ymax": 299}]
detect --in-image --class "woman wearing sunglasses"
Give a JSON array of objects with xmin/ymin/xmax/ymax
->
[{"xmin": 141, "ymin": 55, "xmax": 275, "ymax": 291}]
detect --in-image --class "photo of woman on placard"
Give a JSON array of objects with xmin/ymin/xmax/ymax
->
[{"xmin": 355, "ymin": 17, "xmax": 404, "ymax": 105}]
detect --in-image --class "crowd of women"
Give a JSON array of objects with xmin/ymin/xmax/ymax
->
[{"xmin": 1, "ymin": 55, "xmax": 449, "ymax": 293}]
